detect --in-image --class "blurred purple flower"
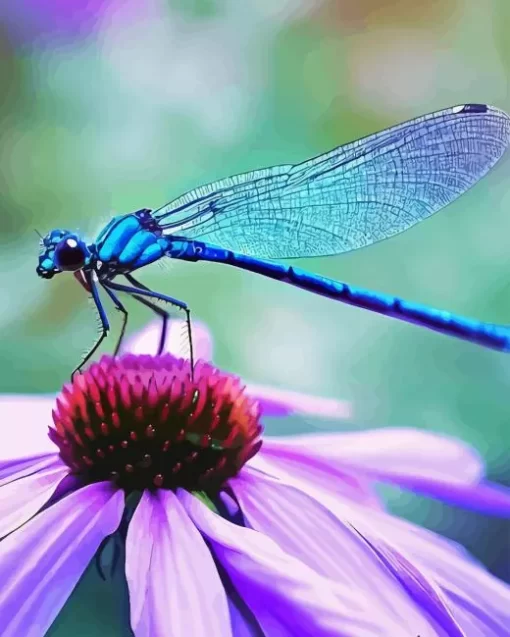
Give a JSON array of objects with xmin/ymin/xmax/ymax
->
[
  {"xmin": 124, "ymin": 319, "xmax": 352, "ymax": 421},
  {"xmin": 1, "ymin": 322, "xmax": 510, "ymax": 636},
  {"xmin": 1, "ymin": 0, "xmax": 112, "ymax": 45}
]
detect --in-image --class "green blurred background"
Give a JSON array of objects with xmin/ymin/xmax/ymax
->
[{"xmin": 1, "ymin": 0, "xmax": 509, "ymax": 629}]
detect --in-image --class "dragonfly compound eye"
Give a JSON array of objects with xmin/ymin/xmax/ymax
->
[{"xmin": 54, "ymin": 237, "xmax": 87, "ymax": 271}]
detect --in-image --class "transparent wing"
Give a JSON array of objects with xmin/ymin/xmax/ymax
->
[{"xmin": 153, "ymin": 104, "xmax": 510, "ymax": 258}]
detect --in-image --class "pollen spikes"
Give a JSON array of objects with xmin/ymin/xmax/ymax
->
[{"xmin": 49, "ymin": 354, "xmax": 263, "ymax": 492}]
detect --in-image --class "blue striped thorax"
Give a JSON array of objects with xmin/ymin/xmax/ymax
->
[{"xmin": 94, "ymin": 211, "xmax": 168, "ymax": 272}]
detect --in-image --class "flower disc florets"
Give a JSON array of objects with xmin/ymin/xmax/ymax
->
[{"xmin": 49, "ymin": 355, "xmax": 263, "ymax": 492}]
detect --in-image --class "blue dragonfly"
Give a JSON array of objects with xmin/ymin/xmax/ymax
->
[{"xmin": 36, "ymin": 103, "xmax": 510, "ymax": 375}]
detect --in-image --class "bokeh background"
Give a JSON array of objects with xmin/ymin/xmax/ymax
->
[{"xmin": 1, "ymin": 0, "xmax": 510, "ymax": 632}]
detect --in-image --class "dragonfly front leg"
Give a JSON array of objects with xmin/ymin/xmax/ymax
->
[
  {"xmin": 104, "ymin": 279, "xmax": 195, "ymax": 372},
  {"xmin": 72, "ymin": 270, "xmax": 110, "ymax": 379}
]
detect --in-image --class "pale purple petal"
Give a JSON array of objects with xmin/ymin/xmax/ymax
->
[
  {"xmin": 0, "ymin": 452, "xmax": 60, "ymax": 485},
  {"xmin": 218, "ymin": 490, "xmax": 243, "ymax": 518},
  {"xmin": 230, "ymin": 467, "xmax": 461, "ymax": 636},
  {"xmin": 450, "ymin": 604, "xmax": 508, "ymax": 637},
  {"xmin": 3, "ymin": 0, "xmax": 109, "ymax": 43},
  {"xmin": 0, "ymin": 395, "xmax": 56, "ymax": 461},
  {"xmin": 0, "ymin": 483, "xmax": 124, "ymax": 637},
  {"xmin": 125, "ymin": 489, "xmax": 231, "ymax": 637},
  {"xmin": 387, "ymin": 476, "xmax": 510, "ymax": 516},
  {"xmin": 250, "ymin": 457, "xmax": 510, "ymax": 636},
  {"xmin": 0, "ymin": 459, "xmax": 69, "ymax": 537},
  {"xmin": 225, "ymin": 582, "xmax": 265, "ymax": 636},
  {"xmin": 261, "ymin": 428, "xmax": 483, "ymax": 484},
  {"xmin": 350, "ymin": 527, "xmax": 465, "ymax": 637},
  {"xmin": 178, "ymin": 489, "xmax": 402, "ymax": 636},
  {"xmin": 245, "ymin": 382, "xmax": 352, "ymax": 420},
  {"xmin": 255, "ymin": 428, "xmax": 510, "ymax": 514},
  {"xmin": 123, "ymin": 319, "xmax": 213, "ymax": 360},
  {"xmin": 371, "ymin": 514, "xmax": 510, "ymax": 635},
  {"xmin": 250, "ymin": 446, "xmax": 382, "ymax": 509}
]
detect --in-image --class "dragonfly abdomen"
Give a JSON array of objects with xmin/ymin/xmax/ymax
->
[
  {"xmin": 288, "ymin": 267, "xmax": 510, "ymax": 351},
  {"xmin": 179, "ymin": 239, "xmax": 510, "ymax": 352}
]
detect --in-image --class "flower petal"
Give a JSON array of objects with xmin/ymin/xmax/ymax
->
[
  {"xmin": 125, "ymin": 489, "xmax": 231, "ymax": 637},
  {"xmin": 178, "ymin": 489, "xmax": 405, "ymax": 637},
  {"xmin": 0, "ymin": 482, "xmax": 123, "ymax": 637},
  {"xmin": 225, "ymin": 581, "xmax": 265, "ymax": 636},
  {"xmin": 249, "ymin": 458, "xmax": 510, "ymax": 636},
  {"xmin": 123, "ymin": 319, "xmax": 213, "ymax": 361},
  {"xmin": 350, "ymin": 527, "xmax": 466, "ymax": 637},
  {"xmin": 0, "ymin": 459, "xmax": 69, "ymax": 537},
  {"xmin": 0, "ymin": 452, "xmax": 60, "ymax": 485},
  {"xmin": 257, "ymin": 428, "xmax": 510, "ymax": 514},
  {"xmin": 388, "ymin": 477, "xmax": 510, "ymax": 517},
  {"xmin": 258, "ymin": 429, "xmax": 510, "ymax": 517},
  {"xmin": 245, "ymin": 383, "xmax": 351, "ymax": 420},
  {"xmin": 0, "ymin": 395, "xmax": 56, "ymax": 460},
  {"xmin": 372, "ymin": 514, "xmax": 510, "ymax": 636},
  {"xmin": 252, "ymin": 445, "xmax": 382, "ymax": 508},
  {"xmin": 261, "ymin": 428, "xmax": 484, "ymax": 484},
  {"xmin": 231, "ymin": 467, "xmax": 461, "ymax": 636}
]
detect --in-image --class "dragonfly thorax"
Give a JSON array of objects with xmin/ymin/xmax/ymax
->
[{"xmin": 36, "ymin": 229, "xmax": 91, "ymax": 279}]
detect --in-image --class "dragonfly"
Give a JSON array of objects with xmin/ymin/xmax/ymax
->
[{"xmin": 36, "ymin": 103, "xmax": 510, "ymax": 376}]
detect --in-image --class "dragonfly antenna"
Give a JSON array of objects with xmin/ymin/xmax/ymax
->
[{"xmin": 34, "ymin": 229, "xmax": 44, "ymax": 239}]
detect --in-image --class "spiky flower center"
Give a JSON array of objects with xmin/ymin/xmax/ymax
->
[{"xmin": 49, "ymin": 355, "xmax": 263, "ymax": 492}]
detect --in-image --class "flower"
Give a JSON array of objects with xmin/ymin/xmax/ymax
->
[
  {"xmin": 1, "ymin": 321, "xmax": 510, "ymax": 636},
  {"xmin": 2, "ymin": 0, "xmax": 110, "ymax": 44}
]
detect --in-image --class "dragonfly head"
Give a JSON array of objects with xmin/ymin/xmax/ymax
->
[{"xmin": 37, "ymin": 229, "xmax": 91, "ymax": 279}]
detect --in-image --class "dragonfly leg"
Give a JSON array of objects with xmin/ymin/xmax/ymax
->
[
  {"xmin": 124, "ymin": 273, "xmax": 169, "ymax": 356},
  {"xmin": 72, "ymin": 271, "xmax": 110, "ymax": 379},
  {"xmin": 101, "ymin": 284, "xmax": 128, "ymax": 357},
  {"xmin": 104, "ymin": 280, "xmax": 195, "ymax": 373}
]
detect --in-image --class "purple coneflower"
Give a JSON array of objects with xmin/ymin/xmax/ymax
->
[{"xmin": 1, "ymin": 322, "xmax": 510, "ymax": 636}]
